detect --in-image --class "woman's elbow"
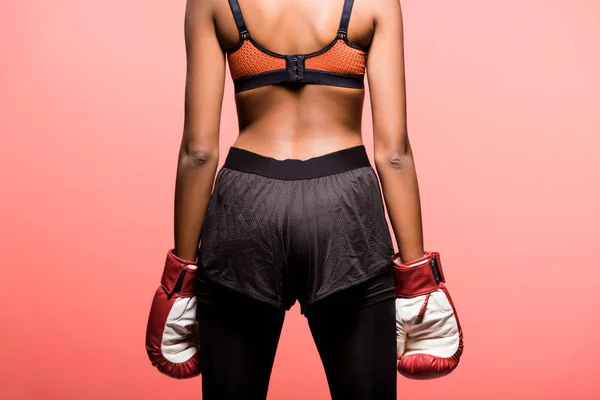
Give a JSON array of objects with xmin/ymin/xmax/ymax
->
[
  {"xmin": 179, "ymin": 142, "xmax": 218, "ymax": 168},
  {"xmin": 374, "ymin": 138, "xmax": 414, "ymax": 171}
]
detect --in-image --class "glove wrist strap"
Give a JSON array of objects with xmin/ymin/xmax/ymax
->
[
  {"xmin": 162, "ymin": 250, "xmax": 198, "ymax": 297},
  {"xmin": 392, "ymin": 251, "xmax": 446, "ymax": 298}
]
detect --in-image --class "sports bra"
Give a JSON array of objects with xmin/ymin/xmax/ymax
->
[{"xmin": 224, "ymin": 0, "xmax": 369, "ymax": 93}]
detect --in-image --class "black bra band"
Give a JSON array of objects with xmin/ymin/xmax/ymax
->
[{"xmin": 233, "ymin": 70, "xmax": 364, "ymax": 93}]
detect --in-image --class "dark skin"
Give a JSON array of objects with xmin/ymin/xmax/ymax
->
[{"xmin": 174, "ymin": 0, "xmax": 424, "ymax": 265}]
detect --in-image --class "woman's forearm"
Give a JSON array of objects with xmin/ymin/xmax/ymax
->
[
  {"xmin": 375, "ymin": 148, "xmax": 424, "ymax": 263},
  {"xmin": 173, "ymin": 146, "xmax": 219, "ymax": 262}
]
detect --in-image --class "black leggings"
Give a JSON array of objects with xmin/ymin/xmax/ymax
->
[{"xmin": 196, "ymin": 283, "xmax": 397, "ymax": 400}]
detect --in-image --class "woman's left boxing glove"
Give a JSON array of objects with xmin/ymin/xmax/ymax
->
[
  {"xmin": 145, "ymin": 249, "xmax": 201, "ymax": 379},
  {"xmin": 393, "ymin": 251, "xmax": 464, "ymax": 380}
]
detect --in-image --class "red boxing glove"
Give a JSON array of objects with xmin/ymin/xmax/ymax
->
[
  {"xmin": 392, "ymin": 251, "xmax": 464, "ymax": 380},
  {"xmin": 145, "ymin": 250, "xmax": 201, "ymax": 379}
]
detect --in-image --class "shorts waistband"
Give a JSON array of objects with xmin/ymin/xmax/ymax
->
[{"xmin": 222, "ymin": 145, "xmax": 371, "ymax": 180}]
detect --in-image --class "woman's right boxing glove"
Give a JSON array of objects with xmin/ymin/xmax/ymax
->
[
  {"xmin": 145, "ymin": 249, "xmax": 201, "ymax": 379},
  {"xmin": 393, "ymin": 251, "xmax": 464, "ymax": 380}
]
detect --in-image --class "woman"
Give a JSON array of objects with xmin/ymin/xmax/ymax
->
[{"xmin": 174, "ymin": 0, "xmax": 423, "ymax": 398}]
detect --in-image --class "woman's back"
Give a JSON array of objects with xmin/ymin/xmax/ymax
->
[
  {"xmin": 177, "ymin": 0, "xmax": 411, "ymax": 260},
  {"xmin": 201, "ymin": 0, "xmax": 377, "ymax": 159}
]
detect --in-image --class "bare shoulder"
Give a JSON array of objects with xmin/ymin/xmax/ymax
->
[
  {"xmin": 351, "ymin": 0, "xmax": 402, "ymax": 49},
  {"xmin": 370, "ymin": 0, "xmax": 402, "ymax": 28},
  {"xmin": 185, "ymin": 0, "xmax": 218, "ymax": 30}
]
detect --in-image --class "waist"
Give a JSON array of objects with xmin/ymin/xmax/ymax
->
[{"xmin": 222, "ymin": 144, "xmax": 371, "ymax": 180}]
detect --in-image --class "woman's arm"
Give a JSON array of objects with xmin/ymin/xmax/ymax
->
[
  {"xmin": 366, "ymin": 0, "xmax": 424, "ymax": 263},
  {"xmin": 174, "ymin": 0, "xmax": 226, "ymax": 261}
]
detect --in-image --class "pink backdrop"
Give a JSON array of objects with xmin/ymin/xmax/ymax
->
[{"xmin": 2, "ymin": 0, "xmax": 599, "ymax": 399}]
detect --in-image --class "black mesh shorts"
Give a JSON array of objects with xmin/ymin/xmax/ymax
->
[{"xmin": 196, "ymin": 145, "xmax": 396, "ymax": 315}]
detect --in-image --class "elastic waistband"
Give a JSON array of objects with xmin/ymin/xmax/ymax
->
[{"xmin": 222, "ymin": 145, "xmax": 371, "ymax": 180}]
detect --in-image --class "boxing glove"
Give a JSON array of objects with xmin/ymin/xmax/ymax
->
[
  {"xmin": 145, "ymin": 249, "xmax": 201, "ymax": 379},
  {"xmin": 392, "ymin": 251, "xmax": 463, "ymax": 380}
]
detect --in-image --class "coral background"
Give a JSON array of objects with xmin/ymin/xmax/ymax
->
[{"xmin": 1, "ymin": 0, "xmax": 599, "ymax": 399}]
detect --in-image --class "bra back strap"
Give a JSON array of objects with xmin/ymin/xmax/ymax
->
[
  {"xmin": 337, "ymin": 0, "xmax": 355, "ymax": 35},
  {"xmin": 227, "ymin": 0, "xmax": 249, "ymax": 37}
]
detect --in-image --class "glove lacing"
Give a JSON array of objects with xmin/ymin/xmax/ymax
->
[{"xmin": 415, "ymin": 293, "xmax": 431, "ymax": 325}]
